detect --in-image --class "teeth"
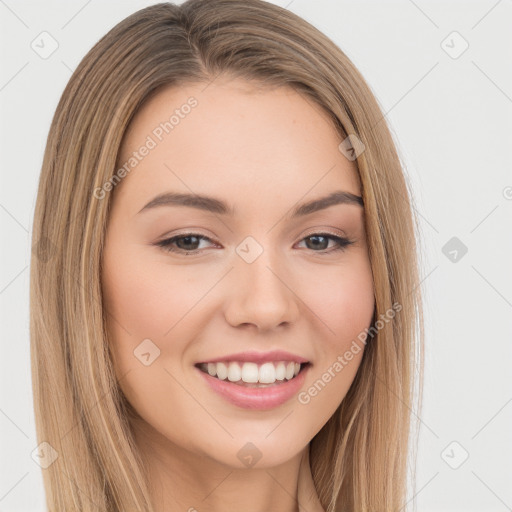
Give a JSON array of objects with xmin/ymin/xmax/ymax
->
[
  {"xmin": 216, "ymin": 362, "xmax": 228, "ymax": 381},
  {"xmin": 199, "ymin": 360, "xmax": 303, "ymax": 384},
  {"xmin": 227, "ymin": 362, "xmax": 241, "ymax": 382},
  {"xmin": 285, "ymin": 362, "xmax": 295, "ymax": 380},
  {"xmin": 275, "ymin": 362, "xmax": 286, "ymax": 381},
  {"xmin": 207, "ymin": 363, "xmax": 216, "ymax": 376},
  {"xmin": 241, "ymin": 362, "xmax": 259, "ymax": 383},
  {"xmin": 259, "ymin": 362, "xmax": 276, "ymax": 384}
]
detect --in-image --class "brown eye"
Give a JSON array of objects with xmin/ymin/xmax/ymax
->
[
  {"xmin": 156, "ymin": 234, "xmax": 214, "ymax": 254},
  {"xmin": 155, "ymin": 232, "xmax": 354, "ymax": 256},
  {"xmin": 298, "ymin": 233, "xmax": 354, "ymax": 253}
]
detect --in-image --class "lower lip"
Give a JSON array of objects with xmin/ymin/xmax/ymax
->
[{"xmin": 195, "ymin": 364, "xmax": 310, "ymax": 410}]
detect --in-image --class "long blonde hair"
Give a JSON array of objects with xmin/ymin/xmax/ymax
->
[{"xmin": 30, "ymin": 1, "xmax": 424, "ymax": 510}]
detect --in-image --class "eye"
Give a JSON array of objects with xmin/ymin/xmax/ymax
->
[
  {"xmin": 155, "ymin": 232, "xmax": 354, "ymax": 255},
  {"xmin": 156, "ymin": 233, "xmax": 215, "ymax": 254},
  {"xmin": 297, "ymin": 233, "xmax": 354, "ymax": 253}
]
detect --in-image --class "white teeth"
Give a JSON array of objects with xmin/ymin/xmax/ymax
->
[
  {"xmin": 216, "ymin": 362, "xmax": 228, "ymax": 380},
  {"xmin": 227, "ymin": 362, "xmax": 241, "ymax": 382},
  {"xmin": 241, "ymin": 362, "xmax": 259, "ymax": 383},
  {"xmin": 275, "ymin": 362, "xmax": 286, "ymax": 381},
  {"xmin": 259, "ymin": 362, "xmax": 276, "ymax": 384},
  {"xmin": 285, "ymin": 362, "xmax": 295, "ymax": 380},
  {"xmin": 199, "ymin": 360, "xmax": 303, "ymax": 384}
]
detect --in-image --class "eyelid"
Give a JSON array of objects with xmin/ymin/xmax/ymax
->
[
  {"xmin": 155, "ymin": 226, "xmax": 348, "ymax": 246},
  {"xmin": 300, "ymin": 227, "xmax": 347, "ymax": 239},
  {"xmin": 154, "ymin": 228, "xmax": 355, "ymax": 256}
]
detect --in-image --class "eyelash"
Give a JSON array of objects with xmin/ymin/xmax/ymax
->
[{"xmin": 155, "ymin": 232, "xmax": 354, "ymax": 255}]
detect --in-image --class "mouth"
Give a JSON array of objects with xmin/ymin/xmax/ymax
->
[{"xmin": 195, "ymin": 361, "xmax": 311, "ymax": 388}]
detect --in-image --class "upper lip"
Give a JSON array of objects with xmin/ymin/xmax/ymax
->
[{"xmin": 196, "ymin": 350, "xmax": 309, "ymax": 365}]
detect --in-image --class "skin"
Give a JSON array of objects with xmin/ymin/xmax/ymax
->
[{"xmin": 101, "ymin": 76, "xmax": 375, "ymax": 512}]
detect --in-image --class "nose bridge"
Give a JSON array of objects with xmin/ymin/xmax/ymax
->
[{"xmin": 225, "ymin": 237, "xmax": 298, "ymax": 329}]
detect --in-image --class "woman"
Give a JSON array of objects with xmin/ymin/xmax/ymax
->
[{"xmin": 30, "ymin": 1, "xmax": 424, "ymax": 510}]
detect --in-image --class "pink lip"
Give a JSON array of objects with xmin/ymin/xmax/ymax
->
[
  {"xmin": 195, "ymin": 363, "xmax": 310, "ymax": 410},
  {"xmin": 196, "ymin": 350, "xmax": 309, "ymax": 365}
]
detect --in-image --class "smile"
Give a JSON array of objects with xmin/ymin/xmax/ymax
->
[
  {"xmin": 197, "ymin": 361, "xmax": 307, "ymax": 387},
  {"xmin": 195, "ymin": 360, "xmax": 311, "ymax": 410}
]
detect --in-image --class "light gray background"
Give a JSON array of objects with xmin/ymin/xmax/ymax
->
[{"xmin": 1, "ymin": 1, "xmax": 511, "ymax": 511}]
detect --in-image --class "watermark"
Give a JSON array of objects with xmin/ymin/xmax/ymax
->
[
  {"xmin": 235, "ymin": 236, "xmax": 264, "ymax": 264},
  {"xmin": 134, "ymin": 338, "xmax": 161, "ymax": 366},
  {"xmin": 297, "ymin": 301, "xmax": 402, "ymax": 405},
  {"xmin": 237, "ymin": 442, "xmax": 262, "ymax": 467},
  {"xmin": 31, "ymin": 441, "xmax": 59, "ymax": 469},
  {"xmin": 338, "ymin": 133, "xmax": 365, "ymax": 161},
  {"xmin": 442, "ymin": 236, "xmax": 468, "ymax": 263},
  {"xmin": 440, "ymin": 440, "xmax": 469, "ymax": 469},
  {"xmin": 440, "ymin": 31, "xmax": 469, "ymax": 60},
  {"xmin": 93, "ymin": 96, "xmax": 198, "ymax": 200},
  {"xmin": 503, "ymin": 186, "xmax": 512, "ymax": 200},
  {"xmin": 31, "ymin": 31, "xmax": 59, "ymax": 60}
]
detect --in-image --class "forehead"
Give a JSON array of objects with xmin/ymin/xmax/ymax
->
[{"xmin": 113, "ymin": 78, "xmax": 361, "ymax": 215}]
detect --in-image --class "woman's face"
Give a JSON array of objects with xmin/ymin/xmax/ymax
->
[{"xmin": 101, "ymin": 77, "xmax": 375, "ymax": 470}]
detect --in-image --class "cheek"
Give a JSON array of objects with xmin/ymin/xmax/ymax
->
[
  {"xmin": 101, "ymin": 245, "xmax": 220, "ymax": 407},
  {"xmin": 101, "ymin": 251, "xmax": 205, "ymax": 443},
  {"xmin": 293, "ymin": 256, "xmax": 374, "ymax": 429},
  {"xmin": 331, "ymin": 272, "xmax": 374, "ymax": 340},
  {"xmin": 102, "ymin": 247, "xmax": 207, "ymax": 345},
  {"xmin": 101, "ymin": 246, "xmax": 188, "ymax": 386},
  {"xmin": 303, "ymin": 256, "xmax": 375, "ymax": 348}
]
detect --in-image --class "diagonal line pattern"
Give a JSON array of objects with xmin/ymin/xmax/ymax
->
[
  {"xmin": 472, "ymin": 61, "xmax": 512, "ymax": 104},
  {"xmin": 471, "ymin": 265, "xmax": 512, "ymax": 308},
  {"xmin": 407, "ymin": 0, "xmax": 439, "ymax": 28},
  {"xmin": 0, "ymin": 472, "xmax": 29, "ymax": 503},
  {"xmin": 406, "ymin": 265, "xmax": 438, "ymax": 300},
  {"xmin": 0, "ymin": 408, "xmax": 29, "ymax": 439},
  {"xmin": 0, "ymin": 203, "xmax": 28, "ymax": 233},
  {"xmin": 0, "ymin": 62, "xmax": 29, "ymax": 92},
  {"xmin": 0, "ymin": 265, "xmax": 27, "ymax": 295},
  {"xmin": 399, "ymin": 471, "xmax": 440, "ymax": 511},
  {"xmin": 265, "ymin": 410, "xmax": 294, "ymax": 438},
  {"xmin": 61, "ymin": 0, "xmax": 92, "ymax": 30},
  {"xmin": 471, "ymin": 470, "xmax": 512, "ymax": 510},
  {"xmin": 201, "ymin": 470, "xmax": 234, "ymax": 501},
  {"xmin": 0, "ymin": 0, "xmax": 29, "ymax": 28},
  {"xmin": 470, "ymin": 205, "xmax": 499, "ymax": 233},
  {"xmin": 471, "ymin": 0, "xmax": 503, "ymax": 30},
  {"xmin": 471, "ymin": 397, "xmax": 512, "ymax": 439}
]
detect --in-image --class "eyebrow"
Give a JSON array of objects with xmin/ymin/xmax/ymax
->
[{"xmin": 137, "ymin": 190, "xmax": 363, "ymax": 218}]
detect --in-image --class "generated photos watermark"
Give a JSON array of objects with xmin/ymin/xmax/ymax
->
[
  {"xmin": 93, "ymin": 96, "xmax": 198, "ymax": 200},
  {"xmin": 297, "ymin": 301, "xmax": 402, "ymax": 405}
]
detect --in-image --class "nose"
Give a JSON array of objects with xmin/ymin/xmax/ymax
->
[{"xmin": 223, "ymin": 249, "xmax": 300, "ymax": 332}]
